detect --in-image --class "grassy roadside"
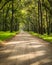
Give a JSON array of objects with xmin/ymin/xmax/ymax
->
[
  {"xmin": 0, "ymin": 31, "xmax": 19, "ymax": 41},
  {"xmin": 0, "ymin": 31, "xmax": 19, "ymax": 47},
  {"xmin": 29, "ymin": 31, "xmax": 52, "ymax": 43}
]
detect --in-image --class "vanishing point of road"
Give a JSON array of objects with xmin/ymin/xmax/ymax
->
[{"xmin": 0, "ymin": 31, "xmax": 52, "ymax": 65}]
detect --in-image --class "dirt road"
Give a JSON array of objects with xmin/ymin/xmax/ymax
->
[{"xmin": 0, "ymin": 32, "xmax": 52, "ymax": 65}]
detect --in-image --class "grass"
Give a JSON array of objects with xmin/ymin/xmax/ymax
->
[
  {"xmin": 0, "ymin": 31, "xmax": 19, "ymax": 47},
  {"xmin": 29, "ymin": 31, "xmax": 52, "ymax": 43},
  {"xmin": 0, "ymin": 31, "xmax": 19, "ymax": 41}
]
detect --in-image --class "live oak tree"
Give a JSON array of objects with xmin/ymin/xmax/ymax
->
[{"xmin": 0, "ymin": 0, "xmax": 52, "ymax": 35}]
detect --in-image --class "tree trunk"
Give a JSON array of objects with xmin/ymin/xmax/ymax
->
[{"xmin": 10, "ymin": 0, "xmax": 14, "ymax": 32}]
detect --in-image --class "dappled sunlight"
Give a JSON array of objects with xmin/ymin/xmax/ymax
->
[
  {"xmin": 27, "ymin": 42, "xmax": 44, "ymax": 48},
  {"xmin": 30, "ymin": 62, "xmax": 40, "ymax": 65},
  {"xmin": 0, "ymin": 0, "xmax": 52, "ymax": 64},
  {"xmin": 7, "ymin": 50, "xmax": 46, "ymax": 60},
  {"xmin": 6, "ymin": 40, "xmax": 44, "ymax": 49},
  {"xmin": 6, "ymin": 41, "xmax": 20, "ymax": 45},
  {"xmin": 21, "ymin": 9, "xmax": 27, "ymax": 15},
  {"xmin": 28, "ymin": 45, "xmax": 43, "ymax": 48},
  {"xmin": 0, "ymin": 32, "xmax": 52, "ymax": 65},
  {"xmin": 31, "ymin": 59, "xmax": 52, "ymax": 65},
  {"xmin": 40, "ymin": 58, "xmax": 52, "ymax": 63},
  {"xmin": 35, "ymin": 51, "xmax": 46, "ymax": 56},
  {"xmin": 7, "ymin": 41, "xmax": 29, "ymax": 44},
  {"xmin": 7, "ymin": 53, "xmax": 35, "ymax": 60},
  {"xmin": 0, "ymin": 50, "xmax": 12, "ymax": 53}
]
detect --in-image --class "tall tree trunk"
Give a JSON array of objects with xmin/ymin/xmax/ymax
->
[
  {"xmin": 2, "ymin": 9, "xmax": 5, "ymax": 31},
  {"xmin": 10, "ymin": 0, "xmax": 14, "ymax": 32},
  {"xmin": 46, "ymin": 9, "xmax": 50, "ymax": 35},
  {"xmin": 4, "ymin": 5, "xmax": 10, "ymax": 31},
  {"xmin": 38, "ymin": 0, "xmax": 40, "ymax": 34},
  {"xmin": 48, "ymin": 13, "xmax": 51, "ymax": 35},
  {"xmin": 39, "ymin": 0, "xmax": 43, "ymax": 34}
]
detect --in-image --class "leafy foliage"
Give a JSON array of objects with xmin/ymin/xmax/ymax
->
[{"xmin": 0, "ymin": 0, "xmax": 52, "ymax": 35}]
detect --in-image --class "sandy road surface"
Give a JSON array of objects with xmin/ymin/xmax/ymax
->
[{"xmin": 0, "ymin": 31, "xmax": 52, "ymax": 65}]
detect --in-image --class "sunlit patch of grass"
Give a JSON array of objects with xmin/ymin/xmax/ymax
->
[
  {"xmin": 0, "ymin": 31, "xmax": 19, "ymax": 41},
  {"xmin": 29, "ymin": 31, "xmax": 52, "ymax": 43}
]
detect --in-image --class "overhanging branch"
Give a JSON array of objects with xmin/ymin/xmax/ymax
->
[{"xmin": 0, "ymin": 0, "xmax": 11, "ymax": 10}]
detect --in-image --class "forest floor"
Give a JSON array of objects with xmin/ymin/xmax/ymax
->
[{"xmin": 0, "ymin": 31, "xmax": 52, "ymax": 65}]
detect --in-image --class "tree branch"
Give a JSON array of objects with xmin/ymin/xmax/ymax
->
[{"xmin": 0, "ymin": 0, "xmax": 11, "ymax": 10}]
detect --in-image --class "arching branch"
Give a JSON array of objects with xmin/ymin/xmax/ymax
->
[{"xmin": 0, "ymin": 0, "xmax": 11, "ymax": 10}]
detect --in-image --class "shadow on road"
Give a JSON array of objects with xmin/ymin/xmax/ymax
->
[{"xmin": 0, "ymin": 32, "xmax": 52, "ymax": 65}]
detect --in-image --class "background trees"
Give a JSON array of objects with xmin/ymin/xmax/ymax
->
[{"xmin": 0, "ymin": 0, "xmax": 52, "ymax": 35}]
